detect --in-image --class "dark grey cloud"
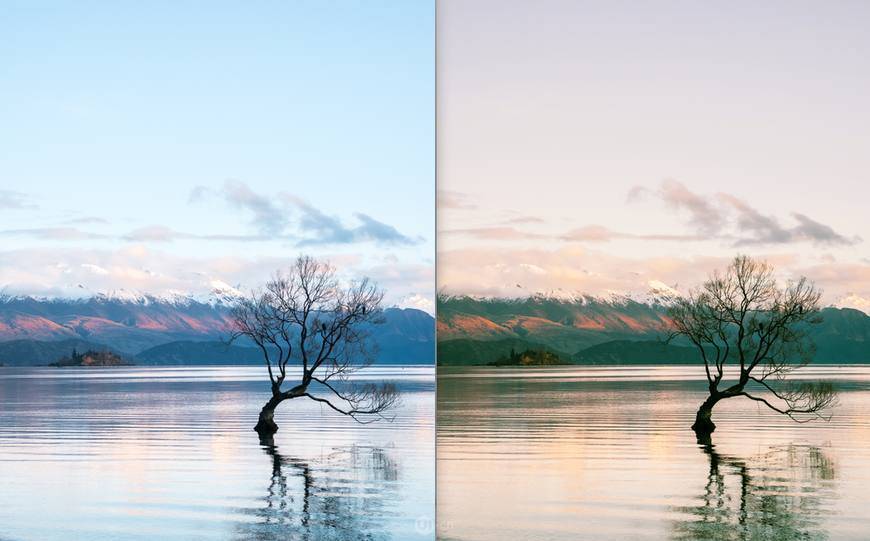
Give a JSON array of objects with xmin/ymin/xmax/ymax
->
[{"xmin": 189, "ymin": 180, "xmax": 419, "ymax": 247}]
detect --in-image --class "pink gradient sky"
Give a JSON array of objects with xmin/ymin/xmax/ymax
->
[{"xmin": 437, "ymin": 0, "xmax": 870, "ymax": 310}]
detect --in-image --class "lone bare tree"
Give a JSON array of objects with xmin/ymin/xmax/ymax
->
[
  {"xmin": 229, "ymin": 256, "xmax": 400, "ymax": 437},
  {"xmin": 668, "ymin": 255, "xmax": 836, "ymax": 437}
]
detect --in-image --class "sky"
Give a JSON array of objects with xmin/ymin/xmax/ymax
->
[
  {"xmin": 438, "ymin": 0, "xmax": 870, "ymax": 311},
  {"xmin": 0, "ymin": 1, "xmax": 435, "ymax": 312}
]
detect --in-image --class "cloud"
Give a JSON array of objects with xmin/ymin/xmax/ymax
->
[
  {"xmin": 0, "ymin": 227, "xmax": 109, "ymax": 241},
  {"xmin": 438, "ymin": 189, "xmax": 477, "ymax": 210},
  {"xmin": 630, "ymin": 180, "xmax": 859, "ymax": 247},
  {"xmin": 438, "ymin": 245, "xmax": 864, "ymax": 307},
  {"xmin": 190, "ymin": 180, "xmax": 419, "ymax": 246},
  {"xmin": 719, "ymin": 195, "xmax": 860, "ymax": 246},
  {"xmin": 560, "ymin": 225, "xmax": 620, "ymax": 242},
  {"xmin": 438, "ymin": 246, "xmax": 731, "ymax": 299},
  {"xmin": 444, "ymin": 223, "xmax": 702, "ymax": 243},
  {"xmin": 395, "ymin": 293, "xmax": 435, "ymax": 314},
  {"xmin": 0, "ymin": 246, "xmax": 430, "ymax": 308},
  {"xmin": 441, "ymin": 226, "xmax": 547, "ymax": 241},
  {"xmin": 123, "ymin": 225, "xmax": 187, "ymax": 243},
  {"xmin": 80, "ymin": 263, "xmax": 109, "ymax": 275},
  {"xmin": 560, "ymin": 225, "xmax": 703, "ymax": 243},
  {"xmin": 791, "ymin": 213, "xmax": 858, "ymax": 246},
  {"xmin": 501, "ymin": 215, "xmax": 546, "ymax": 225},
  {"xmin": 0, "ymin": 190, "xmax": 37, "ymax": 210},
  {"xmin": 65, "ymin": 217, "xmax": 109, "ymax": 225},
  {"xmin": 629, "ymin": 179, "xmax": 725, "ymax": 236},
  {"xmin": 121, "ymin": 225, "xmax": 266, "ymax": 243},
  {"xmin": 352, "ymin": 213, "xmax": 419, "ymax": 245},
  {"xmin": 191, "ymin": 180, "xmax": 288, "ymax": 235}
]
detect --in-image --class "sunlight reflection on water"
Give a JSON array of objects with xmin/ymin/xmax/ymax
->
[
  {"xmin": 437, "ymin": 365, "xmax": 870, "ymax": 541},
  {"xmin": 0, "ymin": 365, "xmax": 435, "ymax": 541}
]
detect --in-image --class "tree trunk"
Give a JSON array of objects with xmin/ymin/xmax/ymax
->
[
  {"xmin": 692, "ymin": 395, "xmax": 719, "ymax": 437},
  {"xmin": 254, "ymin": 394, "xmax": 283, "ymax": 436}
]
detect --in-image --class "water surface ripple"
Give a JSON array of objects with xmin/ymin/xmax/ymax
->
[
  {"xmin": 437, "ymin": 365, "xmax": 870, "ymax": 541},
  {"xmin": 0, "ymin": 365, "xmax": 435, "ymax": 541}
]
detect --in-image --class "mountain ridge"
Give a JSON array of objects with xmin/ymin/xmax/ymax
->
[
  {"xmin": 437, "ymin": 295, "xmax": 870, "ymax": 365},
  {"xmin": 0, "ymin": 296, "xmax": 434, "ymax": 365}
]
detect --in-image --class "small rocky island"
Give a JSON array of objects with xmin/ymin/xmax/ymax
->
[
  {"xmin": 50, "ymin": 348, "xmax": 131, "ymax": 367},
  {"xmin": 489, "ymin": 348, "xmax": 567, "ymax": 366}
]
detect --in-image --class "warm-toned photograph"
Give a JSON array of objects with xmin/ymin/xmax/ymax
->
[{"xmin": 437, "ymin": 1, "xmax": 870, "ymax": 539}]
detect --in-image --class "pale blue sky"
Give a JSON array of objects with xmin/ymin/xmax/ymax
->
[{"xmin": 1, "ymin": 1, "xmax": 434, "ymax": 309}]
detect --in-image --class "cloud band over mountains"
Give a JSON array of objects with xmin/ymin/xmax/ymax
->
[
  {"xmin": 2, "ymin": 181, "xmax": 421, "ymax": 248},
  {"xmin": 441, "ymin": 181, "xmax": 860, "ymax": 248},
  {"xmin": 190, "ymin": 180, "xmax": 421, "ymax": 246}
]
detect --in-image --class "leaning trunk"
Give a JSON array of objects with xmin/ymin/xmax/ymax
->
[
  {"xmin": 254, "ymin": 394, "xmax": 283, "ymax": 436},
  {"xmin": 692, "ymin": 395, "xmax": 720, "ymax": 437}
]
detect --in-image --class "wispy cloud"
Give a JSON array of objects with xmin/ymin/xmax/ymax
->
[
  {"xmin": 630, "ymin": 180, "xmax": 860, "ymax": 247},
  {"xmin": 65, "ymin": 216, "xmax": 110, "ymax": 225},
  {"xmin": 501, "ymin": 215, "xmax": 546, "ymax": 225},
  {"xmin": 444, "ymin": 223, "xmax": 701, "ymax": 243},
  {"xmin": 191, "ymin": 180, "xmax": 420, "ymax": 246},
  {"xmin": 0, "ymin": 247, "xmax": 431, "ymax": 308},
  {"xmin": 0, "ymin": 190, "xmax": 37, "ymax": 210},
  {"xmin": 0, "ymin": 227, "xmax": 109, "ymax": 241},
  {"xmin": 439, "ymin": 245, "xmax": 868, "ymax": 306},
  {"xmin": 441, "ymin": 226, "xmax": 548, "ymax": 241},
  {"xmin": 628, "ymin": 179, "xmax": 724, "ymax": 236},
  {"xmin": 122, "ymin": 225, "xmax": 267, "ymax": 243},
  {"xmin": 437, "ymin": 189, "xmax": 477, "ymax": 210},
  {"xmin": 560, "ymin": 225, "xmax": 702, "ymax": 243}
]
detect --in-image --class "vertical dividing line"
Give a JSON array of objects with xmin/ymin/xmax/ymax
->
[{"xmin": 433, "ymin": 0, "xmax": 440, "ymax": 538}]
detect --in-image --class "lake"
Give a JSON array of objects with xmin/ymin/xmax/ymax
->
[
  {"xmin": 437, "ymin": 365, "xmax": 870, "ymax": 541},
  {"xmin": 0, "ymin": 365, "xmax": 435, "ymax": 541}
]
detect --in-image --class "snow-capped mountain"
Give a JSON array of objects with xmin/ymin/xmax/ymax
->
[
  {"xmin": 0, "ymin": 291, "xmax": 435, "ymax": 364},
  {"xmin": 0, "ymin": 292, "xmax": 238, "ymax": 353},
  {"xmin": 834, "ymin": 293, "xmax": 870, "ymax": 315},
  {"xmin": 437, "ymin": 291, "xmax": 870, "ymax": 365}
]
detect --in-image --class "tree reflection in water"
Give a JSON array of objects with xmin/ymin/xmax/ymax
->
[
  {"xmin": 235, "ymin": 435, "xmax": 399, "ymax": 541},
  {"xmin": 672, "ymin": 441, "xmax": 836, "ymax": 541}
]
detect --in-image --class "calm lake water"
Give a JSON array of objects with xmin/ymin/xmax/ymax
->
[
  {"xmin": 437, "ymin": 365, "xmax": 870, "ymax": 541},
  {"xmin": 0, "ymin": 365, "xmax": 435, "ymax": 541}
]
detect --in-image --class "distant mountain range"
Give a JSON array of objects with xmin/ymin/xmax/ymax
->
[
  {"xmin": 437, "ymin": 294, "xmax": 870, "ymax": 365},
  {"xmin": 0, "ymin": 294, "xmax": 434, "ymax": 366}
]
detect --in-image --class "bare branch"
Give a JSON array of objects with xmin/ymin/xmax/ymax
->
[
  {"xmin": 228, "ymin": 255, "xmax": 399, "ymax": 434},
  {"xmin": 667, "ymin": 255, "xmax": 836, "ymax": 434}
]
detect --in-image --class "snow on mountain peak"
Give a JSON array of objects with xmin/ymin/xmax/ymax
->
[
  {"xmin": 833, "ymin": 293, "xmax": 870, "ymax": 315},
  {"xmin": 1, "ymin": 278, "xmax": 247, "ymax": 308},
  {"xmin": 204, "ymin": 280, "xmax": 245, "ymax": 306},
  {"xmin": 647, "ymin": 280, "xmax": 680, "ymax": 297}
]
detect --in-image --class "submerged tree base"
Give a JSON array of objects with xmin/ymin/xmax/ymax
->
[
  {"xmin": 691, "ymin": 407, "xmax": 716, "ymax": 437},
  {"xmin": 254, "ymin": 418, "xmax": 279, "ymax": 435},
  {"xmin": 254, "ymin": 404, "xmax": 280, "ymax": 436}
]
